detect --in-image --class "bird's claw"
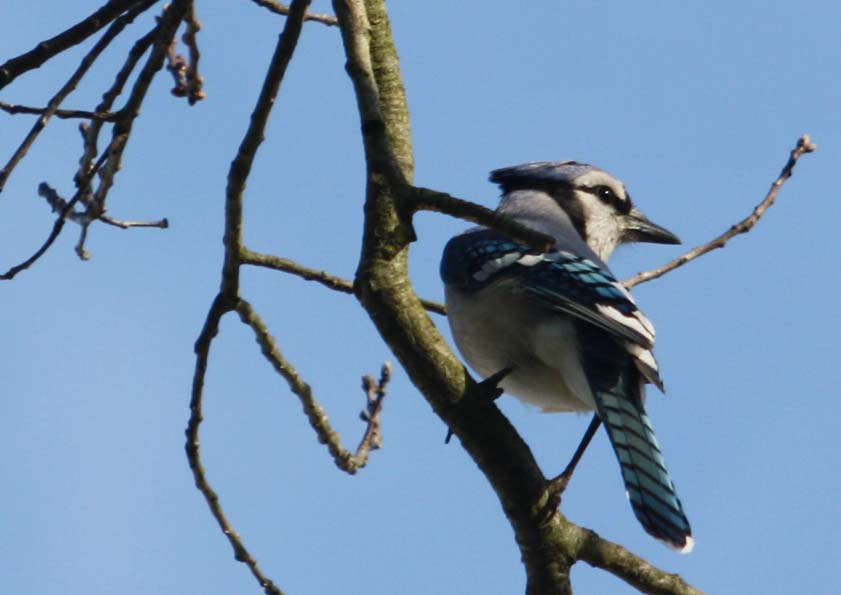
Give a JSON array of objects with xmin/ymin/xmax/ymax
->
[
  {"xmin": 444, "ymin": 367, "xmax": 513, "ymax": 444},
  {"xmin": 537, "ymin": 472, "xmax": 572, "ymax": 525}
]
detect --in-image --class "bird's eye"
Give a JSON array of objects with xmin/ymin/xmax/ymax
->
[{"xmin": 595, "ymin": 185, "xmax": 615, "ymax": 202}]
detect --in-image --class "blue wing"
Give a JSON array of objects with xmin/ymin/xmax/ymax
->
[
  {"xmin": 441, "ymin": 228, "xmax": 663, "ymax": 388},
  {"xmin": 442, "ymin": 229, "xmax": 655, "ymax": 347}
]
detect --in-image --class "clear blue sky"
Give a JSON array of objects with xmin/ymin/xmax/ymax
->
[{"xmin": 2, "ymin": 2, "xmax": 839, "ymax": 594}]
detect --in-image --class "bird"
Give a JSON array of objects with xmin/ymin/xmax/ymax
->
[{"xmin": 440, "ymin": 160, "xmax": 693, "ymax": 552}]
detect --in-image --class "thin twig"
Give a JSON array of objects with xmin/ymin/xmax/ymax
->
[
  {"xmin": 99, "ymin": 214, "xmax": 169, "ymax": 229},
  {"xmin": 1, "ymin": 3, "xmax": 179, "ymax": 277},
  {"xmin": 60, "ymin": 0, "xmax": 184, "ymax": 262},
  {"xmin": 0, "ymin": 147, "xmax": 113, "ymax": 280},
  {"xmin": 79, "ymin": 130, "xmax": 132, "ymax": 258},
  {"xmin": 38, "ymin": 182, "xmax": 86, "ymax": 223},
  {"xmin": 36, "ymin": 182, "xmax": 166, "ymax": 258},
  {"xmin": 0, "ymin": 0, "xmax": 154, "ymax": 90},
  {"xmin": 358, "ymin": 362, "xmax": 391, "ymax": 455},
  {"xmin": 242, "ymin": 248, "xmax": 446, "ymax": 315},
  {"xmin": 0, "ymin": 0, "xmax": 157, "ymax": 194},
  {"xmin": 0, "ymin": 101, "xmax": 118, "ymax": 121},
  {"xmin": 249, "ymin": 0, "xmax": 338, "ymax": 26},
  {"xmin": 623, "ymin": 135, "xmax": 817, "ymax": 289},
  {"xmin": 220, "ymin": 0, "xmax": 311, "ymax": 297},
  {"xmin": 185, "ymin": 3, "xmax": 311, "ymax": 595},
  {"xmin": 74, "ymin": 22, "xmax": 159, "ymax": 194},
  {"xmin": 412, "ymin": 186, "xmax": 555, "ymax": 252},
  {"xmin": 181, "ymin": 2, "xmax": 205, "ymax": 104},
  {"xmin": 236, "ymin": 299, "xmax": 386, "ymax": 473},
  {"xmin": 165, "ymin": 39, "xmax": 189, "ymax": 98},
  {"xmin": 89, "ymin": 0, "xmax": 189, "ymax": 212},
  {"xmin": 185, "ymin": 294, "xmax": 286, "ymax": 595}
]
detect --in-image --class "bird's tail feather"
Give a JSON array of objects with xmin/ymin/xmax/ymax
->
[{"xmin": 595, "ymin": 390, "xmax": 693, "ymax": 552}]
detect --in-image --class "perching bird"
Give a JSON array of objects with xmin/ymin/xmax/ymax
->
[{"xmin": 440, "ymin": 161, "xmax": 693, "ymax": 552}]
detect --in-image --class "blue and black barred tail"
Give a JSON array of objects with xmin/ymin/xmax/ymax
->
[{"xmin": 595, "ymin": 390, "xmax": 693, "ymax": 552}]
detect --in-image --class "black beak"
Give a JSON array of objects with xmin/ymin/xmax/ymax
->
[{"xmin": 622, "ymin": 207, "xmax": 681, "ymax": 245}]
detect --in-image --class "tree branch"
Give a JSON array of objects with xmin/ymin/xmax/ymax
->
[
  {"xmin": 0, "ymin": 101, "xmax": 119, "ymax": 121},
  {"xmin": 413, "ymin": 185, "xmax": 555, "ymax": 251},
  {"xmin": 332, "ymin": 2, "xmax": 574, "ymax": 593},
  {"xmin": 236, "ymin": 299, "xmax": 385, "ymax": 473},
  {"xmin": 184, "ymin": 2, "xmax": 388, "ymax": 593},
  {"xmin": 0, "ymin": 145, "xmax": 113, "ymax": 280},
  {"xmin": 241, "ymin": 248, "xmax": 446, "ymax": 315},
  {"xmin": 333, "ymin": 2, "xmax": 709, "ymax": 594},
  {"xmin": 358, "ymin": 362, "xmax": 391, "ymax": 455},
  {"xmin": 220, "ymin": 0, "xmax": 311, "ymax": 296},
  {"xmin": 568, "ymin": 523, "xmax": 705, "ymax": 595},
  {"xmin": 185, "ymin": 294, "xmax": 287, "ymax": 595},
  {"xmin": 165, "ymin": 3, "xmax": 206, "ymax": 104},
  {"xmin": 73, "ymin": 21, "xmax": 159, "ymax": 196},
  {"xmin": 0, "ymin": 0, "xmax": 157, "ymax": 194},
  {"xmin": 248, "ymin": 0, "xmax": 338, "ymax": 26},
  {"xmin": 88, "ymin": 0, "xmax": 189, "ymax": 209},
  {"xmin": 623, "ymin": 135, "xmax": 816, "ymax": 289},
  {"xmin": 0, "ymin": 0, "xmax": 155, "ymax": 90}
]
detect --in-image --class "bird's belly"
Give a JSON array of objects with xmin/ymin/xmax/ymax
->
[
  {"xmin": 446, "ymin": 287, "xmax": 594, "ymax": 413},
  {"xmin": 500, "ymin": 365, "xmax": 594, "ymax": 413}
]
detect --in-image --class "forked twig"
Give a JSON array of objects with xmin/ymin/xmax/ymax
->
[
  {"xmin": 358, "ymin": 362, "xmax": 391, "ymax": 456},
  {"xmin": 236, "ymin": 299, "xmax": 388, "ymax": 473},
  {"xmin": 0, "ymin": 0, "xmax": 156, "ymax": 194},
  {"xmin": 623, "ymin": 135, "xmax": 817, "ymax": 289},
  {"xmin": 1, "ymin": 147, "xmax": 113, "ymax": 279},
  {"xmin": 185, "ymin": 294, "xmax": 287, "ymax": 595}
]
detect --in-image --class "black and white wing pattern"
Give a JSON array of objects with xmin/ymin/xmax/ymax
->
[{"xmin": 441, "ymin": 228, "xmax": 663, "ymax": 389}]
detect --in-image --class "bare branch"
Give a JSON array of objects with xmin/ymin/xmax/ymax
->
[
  {"xmin": 74, "ymin": 23, "xmax": 159, "ymax": 195},
  {"xmin": 236, "ymin": 299, "xmax": 385, "ymax": 473},
  {"xmin": 332, "ymin": 2, "xmax": 708, "ymax": 594},
  {"xmin": 0, "ymin": 2, "xmax": 184, "ymax": 277},
  {"xmin": 185, "ymin": 294, "xmax": 287, "ymax": 595},
  {"xmin": 242, "ymin": 248, "xmax": 446, "ymax": 315},
  {"xmin": 181, "ymin": 3, "xmax": 205, "ymax": 104},
  {"xmin": 243, "ymin": 249, "xmax": 355, "ymax": 292},
  {"xmin": 185, "ymin": 3, "xmax": 315, "ymax": 595},
  {"xmin": 38, "ymin": 182, "xmax": 86, "ymax": 224},
  {"xmin": 221, "ymin": 0, "xmax": 311, "ymax": 297},
  {"xmin": 0, "ymin": 101, "xmax": 118, "ymax": 121},
  {"xmin": 0, "ymin": 147, "xmax": 113, "ymax": 280},
  {"xmin": 37, "ymin": 182, "xmax": 168, "ymax": 256},
  {"xmin": 0, "ymin": 0, "xmax": 157, "ymax": 194},
  {"xmin": 88, "ymin": 1, "xmax": 191, "ymax": 211},
  {"xmin": 99, "ymin": 214, "xmax": 169, "ymax": 229},
  {"xmin": 623, "ymin": 135, "xmax": 817, "ymax": 289},
  {"xmin": 0, "ymin": 0, "xmax": 155, "ymax": 90},
  {"xmin": 165, "ymin": 5, "xmax": 204, "ymax": 105},
  {"xmin": 569, "ymin": 523, "xmax": 706, "ymax": 595},
  {"xmin": 358, "ymin": 362, "xmax": 391, "ymax": 455},
  {"xmin": 413, "ymin": 185, "xmax": 555, "ymax": 252},
  {"xmin": 249, "ymin": 0, "xmax": 338, "ymax": 26}
]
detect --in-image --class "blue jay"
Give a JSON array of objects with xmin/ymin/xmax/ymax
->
[{"xmin": 440, "ymin": 161, "xmax": 693, "ymax": 552}]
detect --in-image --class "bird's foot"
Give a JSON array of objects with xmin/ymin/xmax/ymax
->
[
  {"xmin": 475, "ymin": 367, "xmax": 512, "ymax": 403},
  {"xmin": 537, "ymin": 414, "xmax": 601, "ymax": 519},
  {"xmin": 537, "ymin": 471, "xmax": 572, "ymax": 524},
  {"xmin": 444, "ymin": 367, "xmax": 512, "ymax": 444}
]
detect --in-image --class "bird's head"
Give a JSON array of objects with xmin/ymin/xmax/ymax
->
[{"xmin": 491, "ymin": 161, "xmax": 680, "ymax": 260}]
